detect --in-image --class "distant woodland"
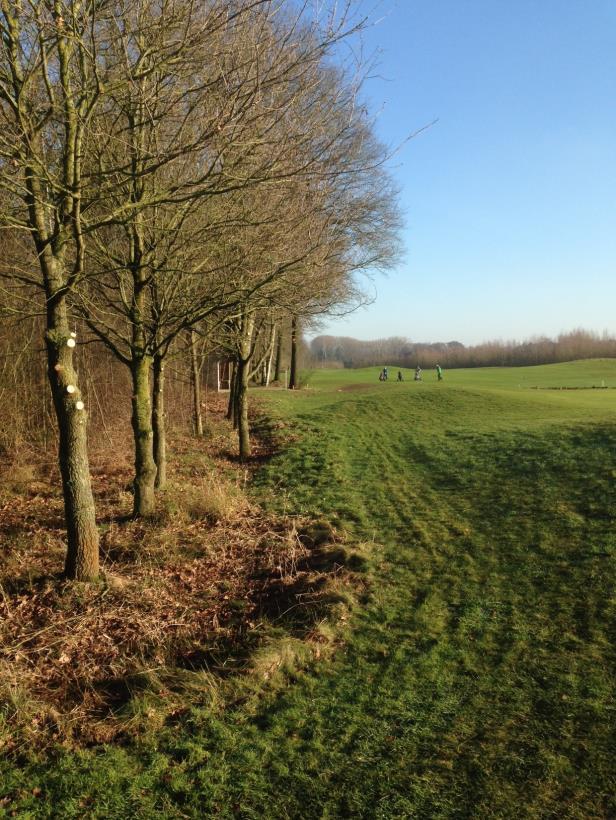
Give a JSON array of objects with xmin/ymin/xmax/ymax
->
[{"xmin": 310, "ymin": 329, "xmax": 616, "ymax": 370}]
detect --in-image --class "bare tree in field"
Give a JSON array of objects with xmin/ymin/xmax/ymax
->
[{"xmin": 0, "ymin": 0, "xmax": 119, "ymax": 579}]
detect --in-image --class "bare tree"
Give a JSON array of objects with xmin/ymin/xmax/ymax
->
[{"xmin": 0, "ymin": 0, "xmax": 119, "ymax": 579}]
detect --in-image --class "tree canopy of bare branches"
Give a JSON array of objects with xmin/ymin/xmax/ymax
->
[{"xmin": 0, "ymin": 0, "xmax": 403, "ymax": 574}]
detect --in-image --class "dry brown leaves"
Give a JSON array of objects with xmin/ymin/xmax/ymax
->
[{"xmin": 0, "ymin": 405, "xmax": 352, "ymax": 751}]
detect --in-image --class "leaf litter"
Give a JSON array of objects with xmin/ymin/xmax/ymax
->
[{"xmin": 0, "ymin": 406, "xmax": 359, "ymax": 752}]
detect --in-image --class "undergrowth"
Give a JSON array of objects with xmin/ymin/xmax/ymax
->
[{"xmin": 0, "ymin": 407, "xmax": 367, "ymax": 756}]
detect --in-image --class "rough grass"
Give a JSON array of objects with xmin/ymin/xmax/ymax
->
[{"xmin": 1, "ymin": 361, "xmax": 615, "ymax": 818}]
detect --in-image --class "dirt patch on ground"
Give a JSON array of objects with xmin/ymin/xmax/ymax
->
[{"xmin": 336, "ymin": 382, "xmax": 379, "ymax": 392}]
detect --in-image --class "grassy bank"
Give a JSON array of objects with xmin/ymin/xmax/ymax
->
[{"xmin": 2, "ymin": 362, "xmax": 615, "ymax": 817}]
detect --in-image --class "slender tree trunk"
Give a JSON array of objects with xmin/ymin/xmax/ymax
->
[
  {"xmin": 237, "ymin": 356, "xmax": 250, "ymax": 459},
  {"xmin": 289, "ymin": 315, "xmax": 298, "ymax": 389},
  {"xmin": 190, "ymin": 330, "xmax": 203, "ymax": 436},
  {"xmin": 152, "ymin": 353, "xmax": 166, "ymax": 490},
  {"xmin": 274, "ymin": 330, "xmax": 282, "ymax": 382},
  {"xmin": 232, "ymin": 367, "xmax": 240, "ymax": 430},
  {"xmin": 130, "ymin": 355, "xmax": 157, "ymax": 516},
  {"xmin": 203, "ymin": 357, "xmax": 209, "ymax": 422},
  {"xmin": 46, "ymin": 299, "xmax": 99, "ymax": 581},
  {"xmin": 237, "ymin": 312, "xmax": 255, "ymax": 460},
  {"xmin": 226, "ymin": 361, "xmax": 235, "ymax": 421},
  {"xmin": 266, "ymin": 327, "xmax": 276, "ymax": 387}
]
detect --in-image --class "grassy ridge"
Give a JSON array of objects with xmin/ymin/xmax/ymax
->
[
  {"xmin": 248, "ymin": 364, "xmax": 616, "ymax": 817},
  {"xmin": 2, "ymin": 362, "xmax": 615, "ymax": 817}
]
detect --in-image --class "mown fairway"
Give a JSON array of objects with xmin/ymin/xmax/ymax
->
[{"xmin": 3, "ymin": 361, "xmax": 616, "ymax": 818}]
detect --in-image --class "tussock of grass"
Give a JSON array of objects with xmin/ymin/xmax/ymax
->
[
  {"xmin": 245, "ymin": 637, "xmax": 314, "ymax": 686},
  {"xmin": 0, "ymin": 463, "xmax": 38, "ymax": 493},
  {"xmin": 155, "ymin": 474, "xmax": 246, "ymax": 527}
]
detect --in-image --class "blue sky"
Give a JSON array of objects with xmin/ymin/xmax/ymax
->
[{"xmin": 317, "ymin": 0, "xmax": 616, "ymax": 345}]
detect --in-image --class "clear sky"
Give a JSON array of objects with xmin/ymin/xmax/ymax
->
[{"xmin": 316, "ymin": 0, "xmax": 616, "ymax": 346}]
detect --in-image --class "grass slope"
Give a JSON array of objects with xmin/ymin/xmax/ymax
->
[{"xmin": 2, "ymin": 362, "xmax": 615, "ymax": 818}]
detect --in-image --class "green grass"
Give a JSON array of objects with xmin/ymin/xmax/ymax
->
[
  {"xmin": 310, "ymin": 358, "xmax": 616, "ymax": 389},
  {"xmin": 2, "ymin": 361, "xmax": 615, "ymax": 818}
]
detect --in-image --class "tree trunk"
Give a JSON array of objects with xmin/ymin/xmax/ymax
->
[
  {"xmin": 227, "ymin": 362, "xmax": 240, "ymax": 430},
  {"xmin": 46, "ymin": 301, "xmax": 99, "ymax": 581},
  {"xmin": 203, "ymin": 357, "xmax": 209, "ymax": 422},
  {"xmin": 152, "ymin": 353, "xmax": 166, "ymax": 490},
  {"xmin": 237, "ymin": 355, "xmax": 250, "ymax": 459},
  {"xmin": 274, "ymin": 330, "xmax": 282, "ymax": 382},
  {"xmin": 226, "ymin": 361, "xmax": 235, "ymax": 421},
  {"xmin": 237, "ymin": 312, "xmax": 255, "ymax": 460},
  {"xmin": 289, "ymin": 315, "xmax": 298, "ymax": 389},
  {"xmin": 190, "ymin": 330, "xmax": 203, "ymax": 436},
  {"xmin": 232, "ymin": 366, "xmax": 240, "ymax": 430},
  {"xmin": 266, "ymin": 327, "xmax": 276, "ymax": 387},
  {"xmin": 131, "ymin": 356, "xmax": 157, "ymax": 516}
]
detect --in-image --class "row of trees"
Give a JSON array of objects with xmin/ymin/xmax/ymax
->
[
  {"xmin": 311, "ymin": 329, "xmax": 616, "ymax": 370},
  {"xmin": 0, "ymin": 1, "xmax": 401, "ymax": 580}
]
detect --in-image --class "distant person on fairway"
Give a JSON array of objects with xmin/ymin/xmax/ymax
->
[
  {"xmin": 436, "ymin": 364, "xmax": 443, "ymax": 381},
  {"xmin": 383, "ymin": 367, "xmax": 388, "ymax": 380},
  {"xmin": 414, "ymin": 366, "xmax": 422, "ymax": 381},
  {"xmin": 397, "ymin": 370, "xmax": 403, "ymax": 382}
]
